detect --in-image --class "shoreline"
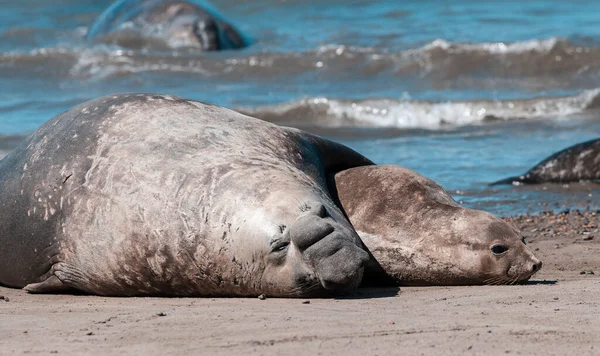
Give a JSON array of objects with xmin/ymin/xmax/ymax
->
[{"xmin": 504, "ymin": 209, "xmax": 599, "ymax": 244}]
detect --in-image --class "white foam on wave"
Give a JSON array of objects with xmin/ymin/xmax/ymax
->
[
  {"xmin": 68, "ymin": 47, "xmax": 210, "ymax": 78},
  {"xmin": 335, "ymin": 89, "xmax": 600, "ymax": 129},
  {"xmin": 245, "ymin": 89, "xmax": 600, "ymax": 130},
  {"xmin": 418, "ymin": 37, "xmax": 561, "ymax": 55}
]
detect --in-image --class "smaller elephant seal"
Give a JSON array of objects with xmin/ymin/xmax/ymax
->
[
  {"xmin": 491, "ymin": 138, "xmax": 600, "ymax": 185},
  {"xmin": 333, "ymin": 165, "xmax": 542, "ymax": 286},
  {"xmin": 87, "ymin": 0, "xmax": 252, "ymax": 51}
]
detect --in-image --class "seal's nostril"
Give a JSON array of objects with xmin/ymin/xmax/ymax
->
[{"xmin": 531, "ymin": 260, "xmax": 542, "ymax": 273}]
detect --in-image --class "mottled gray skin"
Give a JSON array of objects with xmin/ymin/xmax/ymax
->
[
  {"xmin": 87, "ymin": 0, "xmax": 252, "ymax": 50},
  {"xmin": 0, "ymin": 93, "xmax": 370, "ymax": 297},
  {"xmin": 334, "ymin": 165, "xmax": 542, "ymax": 286},
  {"xmin": 491, "ymin": 138, "xmax": 600, "ymax": 185}
]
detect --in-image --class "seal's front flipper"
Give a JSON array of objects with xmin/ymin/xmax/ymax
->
[
  {"xmin": 24, "ymin": 275, "xmax": 71, "ymax": 293},
  {"xmin": 24, "ymin": 262, "xmax": 89, "ymax": 294}
]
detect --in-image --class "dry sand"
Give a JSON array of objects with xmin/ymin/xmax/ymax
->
[{"xmin": 1, "ymin": 210, "xmax": 600, "ymax": 356}]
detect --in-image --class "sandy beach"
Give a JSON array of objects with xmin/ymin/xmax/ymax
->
[{"xmin": 1, "ymin": 210, "xmax": 599, "ymax": 356}]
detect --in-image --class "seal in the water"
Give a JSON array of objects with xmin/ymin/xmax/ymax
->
[
  {"xmin": 87, "ymin": 0, "xmax": 252, "ymax": 50},
  {"xmin": 333, "ymin": 165, "xmax": 542, "ymax": 285},
  {"xmin": 491, "ymin": 138, "xmax": 600, "ymax": 185},
  {"xmin": 0, "ymin": 93, "xmax": 371, "ymax": 297}
]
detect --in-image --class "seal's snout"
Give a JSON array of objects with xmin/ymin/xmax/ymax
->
[
  {"xmin": 318, "ymin": 247, "xmax": 369, "ymax": 293},
  {"xmin": 193, "ymin": 17, "xmax": 219, "ymax": 50},
  {"xmin": 320, "ymin": 273, "xmax": 361, "ymax": 293},
  {"xmin": 529, "ymin": 259, "xmax": 543, "ymax": 274},
  {"xmin": 287, "ymin": 201, "xmax": 369, "ymax": 294}
]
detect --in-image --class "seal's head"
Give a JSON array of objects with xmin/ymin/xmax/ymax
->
[
  {"xmin": 258, "ymin": 199, "xmax": 369, "ymax": 297},
  {"xmin": 164, "ymin": 14, "xmax": 220, "ymax": 50},
  {"xmin": 333, "ymin": 164, "xmax": 542, "ymax": 286},
  {"xmin": 150, "ymin": 1, "xmax": 250, "ymax": 50},
  {"xmin": 442, "ymin": 209, "xmax": 542, "ymax": 285}
]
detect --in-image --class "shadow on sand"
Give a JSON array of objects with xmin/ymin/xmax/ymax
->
[
  {"xmin": 337, "ymin": 287, "xmax": 401, "ymax": 300},
  {"xmin": 522, "ymin": 279, "xmax": 557, "ymax": 285},
  {"xmin": 336, "ymin": 279, "xmax": 558, "ymax": 300}
]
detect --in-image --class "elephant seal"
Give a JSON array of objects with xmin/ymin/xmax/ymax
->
[
  {"xmin": 333, "ymin": 165, "xmax": 542, "ymax": 285},
  {"xmin": 491, "ymin": 138, "xmax": 600, "ymax": 185},
  {"xmin": 87, "ymin": 0, "xmax": 252, "ymax": 50},
  {"xmin": 0, "ymin": 93, "xmax": 370, "ymax": 297}
]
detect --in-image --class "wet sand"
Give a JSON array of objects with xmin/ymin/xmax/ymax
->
[{"xmin": 1, "ymin": 210, "xmax": 599, "ymax": 355}]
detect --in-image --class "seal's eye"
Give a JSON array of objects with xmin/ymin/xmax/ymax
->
[
  {"xmin": 271, "ymin": 241, "xmax": 289, "ymax": 253},
  {"xmin": 491, "ymin": 245, "xmax": 509, "ymax": 255}
]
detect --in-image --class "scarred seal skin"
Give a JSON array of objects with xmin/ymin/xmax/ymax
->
[
  {"xmin": 0, "ymin": 93, "xmax": 370, "ymax": 297},
  {"xmin": 333, "ymin": 165, "xmax": 543, "ymax": 286},
  {"xmin": 87, "ymin": 0, "xmax": 253, "ymax": 50},
  {"xmin": 491, "ymin": 138, "xmax": 600, "ymax": 185}
]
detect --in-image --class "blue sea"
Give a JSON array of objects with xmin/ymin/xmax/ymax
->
[{"xmin": 1, "ymin": 0, "xmax": 600, "ymax": 215}]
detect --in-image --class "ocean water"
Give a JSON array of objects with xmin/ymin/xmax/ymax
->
[{"xmin": 1, "ymin": 0, "xmax": 600, "ymax": 215}]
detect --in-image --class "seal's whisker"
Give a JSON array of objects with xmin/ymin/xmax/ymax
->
[
  {"xmin": 484, "ymin": 276, "xmax": 503, "ymax": 285},
  {"xmin": 486, "ymin": 276, "xmax": 511, "ymax": 285},
  {"xmin": 493, "ymin": 278, "xmax": 505, "ymax": 286},
  {"xmin": 484, "ymin": 278, "xmax": 498, "ymax": 285},
  {"xmin": 511, "ymin": 276, "xmax": 522, "ymax": 285},
  {"xmin": 286, "ymin": 279, "xmax": 322, "ymax": 297}
]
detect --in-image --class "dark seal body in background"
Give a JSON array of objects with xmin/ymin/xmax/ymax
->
[
  {"xmin": 0, "ymin": 93, "xmax": 370, "ymax": 297},
  {"xmin": 87, "ymin": 0, "xmax": 252, "ymax": 50},
  {"xmin": 491, "ymin": 138, "xmax": 600, "ymax": 185}
]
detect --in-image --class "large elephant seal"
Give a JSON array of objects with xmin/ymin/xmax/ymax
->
[
  {"xmin": 333, "ymin": 165, "xmax": 542, "ymax": 285},
  {"xmin": 491, "ymin": 138, "xmax": 600, "ymax": 185},
  {"xmin": 0, "ymin": 93, "xmax": 370, "ymax": 297},
  {"xmin": 87, "ymin": 0, "xmax": 252, "ymax": 51}
]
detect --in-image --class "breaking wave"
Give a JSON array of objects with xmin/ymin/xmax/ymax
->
[
  {"xmin": 2, "ymin": 37, "xmax": 600, "ymax": 85},
  {"xmin": 239, "ymin": 89, "xmax": 600, "ymax": 130}
]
